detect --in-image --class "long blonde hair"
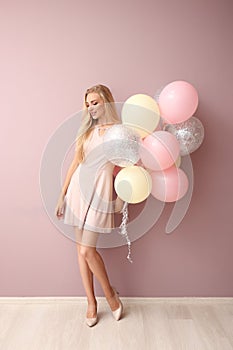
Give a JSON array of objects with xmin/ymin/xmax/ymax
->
[{"xmin": 75, "ymin": 84, "xmax": 120, "ymax": 162}]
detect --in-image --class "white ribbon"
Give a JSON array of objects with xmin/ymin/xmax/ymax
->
[{"xmin": 119, "ymin": 202, "xmax": 133, "ymax": 263}]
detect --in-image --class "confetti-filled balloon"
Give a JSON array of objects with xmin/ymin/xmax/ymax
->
[
  {"xmin": 114, "ymin": 166, "xmax": 152, "ymax": 204},
  {"xmin": 165, "ymin": 116, "xmax": 204, "ymax": 156},
  {"xmin": 103, "ymin": 124, "xmax": 141, "ymax": 167},
  {"xmin": 121, "ymin": 94, "xmax": 160, "ymax": 138}
]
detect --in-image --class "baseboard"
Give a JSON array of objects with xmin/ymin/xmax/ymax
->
[{"xmin": 0, "ymin": 296, "xmax": 232, "ymax": 304}]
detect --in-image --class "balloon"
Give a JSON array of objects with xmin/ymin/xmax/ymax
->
[
  {"xmin": 159, "ymin": 81, "xmax": 198, "ymax": 124},
  {"xmin": 175, "ymin": 155, "xmax": 181, "ymax": 168},
  {"xmin": 155, "ymin": 117, "xmax": 163, "ymax": 131},
  {"xmin": 140, "ymin": 131, "xmax": 180, "ymax": 171},
  {"xmin": 151, "ymin": 166, "xmax": 189, "ymax": 202},
  {"xmin": 113, "ymin": 165, "xmax": 122, "ymax": 177},
  {"xmin": 114, "ymin": 166, "xmax": 152, "ymax": 203},
  {"xmin": 121, "ymin": 94, "xmax": 160, "ymax": 138},
  {"xmin": 103, "ymin": 124, "xmax": 141, "ymax": 167},
  {"xmin": 165, "ymin": 116, "xmax": 204, "ymax": 156},
  {"xmin": 154, "ymin": 85, "xmax": 165, "ymax": 103}
]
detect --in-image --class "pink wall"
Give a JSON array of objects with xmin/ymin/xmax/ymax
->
[{"xmin": 0, "ymin": 0, "xmax": 233, "ymax": 297}]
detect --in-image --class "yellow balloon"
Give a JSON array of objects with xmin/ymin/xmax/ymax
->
[
  {"xmin": 121, "ymin": 94, "xmax": 160, "ymax": 138},
  {"xmin": 175, "ymin": 155, "xmax": 181, "ymax": 168},
  {"xmin": 114, "ymin": 165, "xmax": 152, "ymax": 203}
]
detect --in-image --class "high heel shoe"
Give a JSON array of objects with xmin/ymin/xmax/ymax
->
[
  {"xmin": 86, "ymin": 315, "xmax": 97, "ymax": 327},
  {"xmin": 110, "ymin": 287, "xmax": 123, "ymax": 321},
  {"xmin": 85, "ymin": 304, "xmax": 98, "ymax": 327}
]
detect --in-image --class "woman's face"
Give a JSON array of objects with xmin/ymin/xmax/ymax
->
[{"xmin": 85, "ymin": 93, "xmax": 105, "ymax": 121}]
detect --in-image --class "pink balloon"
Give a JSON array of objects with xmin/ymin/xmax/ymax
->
[
  {"xmin": 159, "ymin": 81, "xmax": 198, "ymax": 124},
  {"xmin": 140, "ymin": 131, "xmax": 180, "ymax": 171},
  {"xmin": 151, "ymin": 166, "xmax": 189, "ymax": 202}
]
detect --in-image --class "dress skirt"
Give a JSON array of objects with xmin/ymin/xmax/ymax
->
[{"xmin": 63, "ymin": 125, "xmax": 115, "ymax": 233}]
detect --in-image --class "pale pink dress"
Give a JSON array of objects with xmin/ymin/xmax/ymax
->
[{"xmin": 63, "ymin": 125, "xmax": 115, "ymax": 233}]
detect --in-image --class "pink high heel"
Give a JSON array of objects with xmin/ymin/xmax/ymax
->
[
  {"xmin": 85, "ymin": 304, "xmax": 98, "ymax": 327},
  {"xmin": 111, "ymin": 287, "xmax": 123, "ymax": 321},
  {"xmin": 86, "ymin": 315, "xmax": 97, "ymax": 327}
]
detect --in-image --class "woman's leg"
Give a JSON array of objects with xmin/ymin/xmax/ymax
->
[
  {"xmin": 79, "ymin": 230, "xmax": 120, "ymax": 311},
  {"xmin": 75, "ymin": 228, "xmax": 97, "ymax": 318},
  {"xmin": 77, "ymin": 244, "xmax": 97, "ymax": 317}
]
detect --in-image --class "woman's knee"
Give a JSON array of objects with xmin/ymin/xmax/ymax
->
[{"xmin": 79, "ymin": 246, "xmax": 96, "ymax": 260}]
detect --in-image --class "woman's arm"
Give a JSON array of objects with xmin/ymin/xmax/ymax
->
[
  {"xmin": 59, "ymin": 151, "xmax": 80, "ymax": 199},
  {"xmin": 115, "ymin": 196, "xmax": 124, "ymax": 213},
  {"xmin": 55, "ymin": 152, "xmax": 79, "ymax": 219}
]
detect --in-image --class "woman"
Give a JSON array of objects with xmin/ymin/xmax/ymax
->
[{"xmin": 55, "ymin": 84, "xmax": 124, "ymax": 327}]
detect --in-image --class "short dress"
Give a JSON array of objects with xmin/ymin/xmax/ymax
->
[{"xmin": 63, "ymin": 124, "xmax": 115, "ymax": 233}]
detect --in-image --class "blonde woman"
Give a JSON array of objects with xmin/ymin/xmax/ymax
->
[{"xmin": 55, "ymin": 84, "xmax": 124, "ymax": 327}]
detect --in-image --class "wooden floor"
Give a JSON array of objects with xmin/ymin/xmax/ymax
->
[{"xmin": 0, "ymin": 297, "xmax": 233, "ymax": 350}]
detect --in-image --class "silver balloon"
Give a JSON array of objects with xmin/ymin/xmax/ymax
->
[
  {"xmin": 103, "ymin": 124, "xmax": 141, "ymax": 166},
  {"xmin": 165, "ymin": 116, "xmax": 204, "ymax": 156},
  {"xmin": 154, "ymin": 86, "xmax": 165, "ymax": 103}
]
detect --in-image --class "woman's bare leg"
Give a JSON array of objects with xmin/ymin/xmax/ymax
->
[
  {"xmin": 77, "ymin": 244, "xmax": 97, "ymax": 317},
  {"xmin": 78, "ymin": 230, "xmax": 120, "ymax": 311},
  {"xmin": 75, "ymin": 228, "xmax": 97, "ymax": 318}
]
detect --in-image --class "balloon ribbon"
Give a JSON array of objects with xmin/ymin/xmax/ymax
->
[{"xmin": 119, "ymin": 202, "xmax": 133, "ymax": 263}]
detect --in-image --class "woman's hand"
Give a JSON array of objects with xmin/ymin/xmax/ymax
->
[
  {"xmin": 115, "ymin": 196, "xmax": 124, "ymax": 213},
  {"xmin": 55, "ymin": 195, "xmax": 66, "ymax": 219}
]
